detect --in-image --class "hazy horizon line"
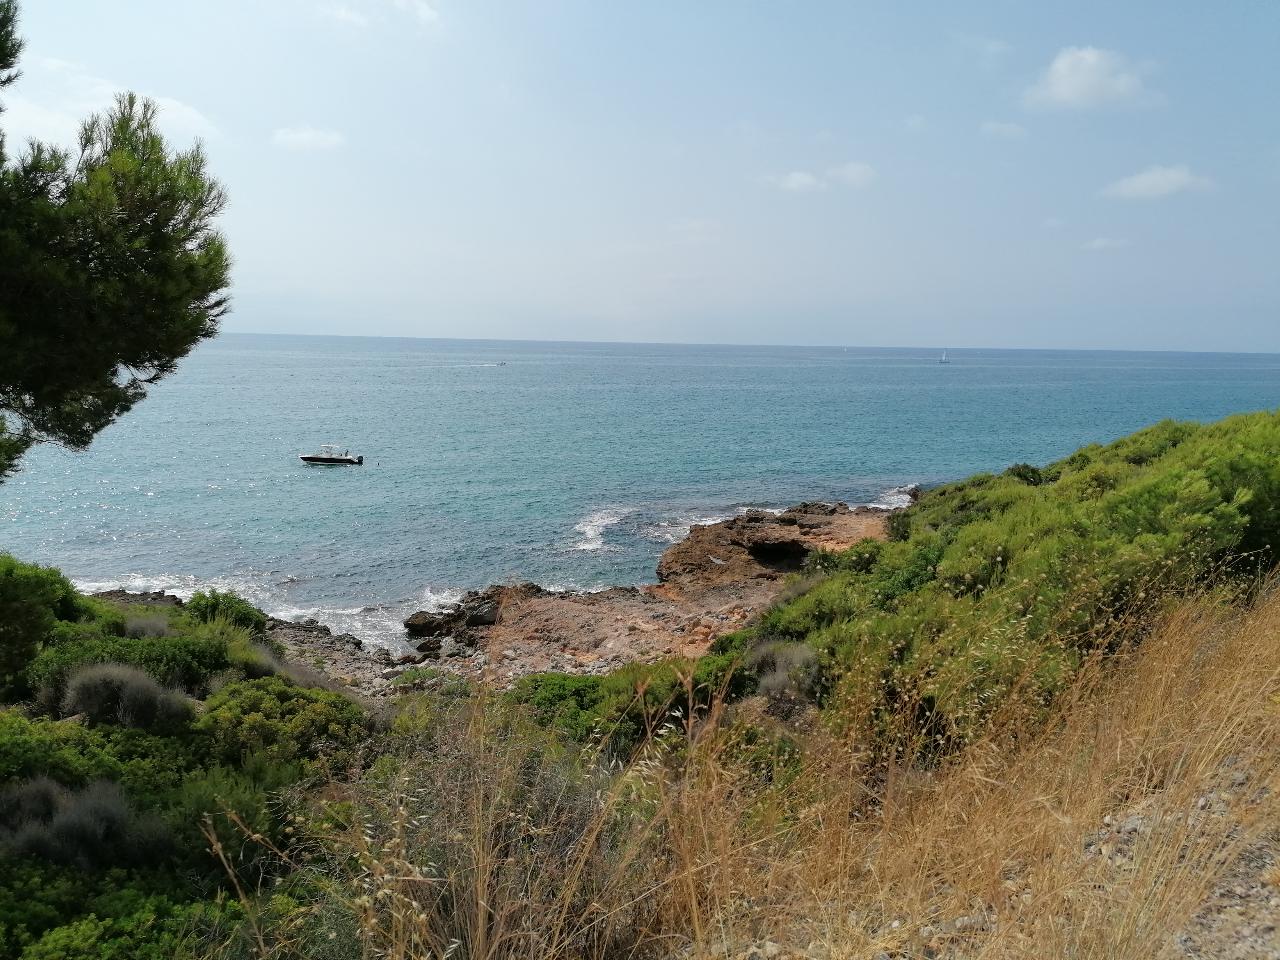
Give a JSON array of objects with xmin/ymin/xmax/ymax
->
[{"xmin": 215, "ymin": 329, "xmax": 1280, "ymax": 359}]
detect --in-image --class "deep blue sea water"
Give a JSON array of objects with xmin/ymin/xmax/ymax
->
[{"xmin": 3, "ymin": 335, "xmax": 1279, "ymax": 646}]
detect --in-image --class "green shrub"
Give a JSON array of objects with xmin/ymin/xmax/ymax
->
[
  {"xmin": 510, "ymin": 653, "xmax": 751, "ymax": 755},
  {"xmin": 1004, "ymin": 462, "xmax": 1045, "ymax": 485},
  {"xmin": 195, "ymin": 677, "xmax": 369, "ymax": 766},
  {"xmin": 0, "ymin": 710, "xmax": 198, "ymax": 801},
  {"xmin": 0, "ymin": 556, "xmax": 83, "ymax": 697},
  {"xmin": 27, "ymin": 624, "xmax": 234, "ymax": 709},
  {"xmin": 12, "ymin": 891, "xmax": 222, "ymax": 960},
  {"xmin": 123, "ymin": 613, "xmax": 171, "ymax": 639},
  {"xmin": 0, "ymin": 711, "xmax": 126, "ymax": 787},
  {"xmin": 167, "ymin": 757, "xmax": 309, "ymax": 887},
  {"xmin": 186, "ymin": 590, "xmax": 267, "ymax": 636},
  {"xmin": 61, "ymin": 664, "xmax": 192, "ymax": 732},
  {"xmin": 0, "ymin": 858, "xmax": 248, "ymax": 959},
  {"xmin": 0, "ymin": 779, "xmax": 172, "ymax": 871},
  {"xmin": 391, "ymin": 665, "xmax": 473, "ymax": 699}
]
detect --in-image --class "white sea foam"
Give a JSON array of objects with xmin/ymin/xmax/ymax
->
[
  {"xmin": 571, "ymin": 508, "xmax": 633, "ymax": 551},
  {"xmin": 540, "ymin": 580, "xmax": 611, "ymax": 594},
  {"xmin": 647, "ymin": 513, "xmax": 733, "ymax": 544},
  {"xmin": 736, "ymin": 505, "xmax": 785, "ymax": 516},
  {"xmin": 72, "ymin": 572, "xmax": 415, "ymax": 652},
  {"xmin": 866, "ymin": 485, "xmax": 919, "ymax": 510},
  {"xmin": 72, "ymin": 572, "xmax": 264, "ymax": 604},
  {"xmin": 419, "ymin": 585, "xmax": 465, "ymax": 611}
]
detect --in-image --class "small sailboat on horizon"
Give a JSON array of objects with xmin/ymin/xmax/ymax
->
[{"xmin": 938, "ymin": 350, "xmax": 950, "ymax": 364}]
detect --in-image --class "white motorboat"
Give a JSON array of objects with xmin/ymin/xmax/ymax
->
[{"xmin": 300, "ymin": 444, "xmax": 363, "ymax": 466}]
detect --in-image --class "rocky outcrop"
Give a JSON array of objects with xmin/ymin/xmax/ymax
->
[
  {"xmin": 92, "ymin": 589, "xmax": 185, "ymax": 608},
  {"xmin": 264, "ymin": 615, "xmax": 427, "ymax": 698},
  {"xmin": 404, "ymin": 587, "xmax": 506, "ymax": 653},
  {"xmin": 409, "ymin": 502, "xmax": 891, "ymax": 685},
  {"xmin": 656, "ymin": 502, "xmax": 889, "ymax": 603}
]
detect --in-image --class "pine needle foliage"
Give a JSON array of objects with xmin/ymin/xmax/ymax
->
[{"xmin": 0, "ymin": 0, "xmax": 231, "ymax": 479}]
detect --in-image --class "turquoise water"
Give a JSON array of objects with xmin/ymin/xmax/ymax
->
[{"xmin": 3, "ymin": 334, "xmax": 1279, "ymax": 646}]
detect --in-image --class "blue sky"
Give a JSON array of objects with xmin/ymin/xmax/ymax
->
[{"xmin": 4, "ymin": 1, "xmax": 1278, "ymax": 350}]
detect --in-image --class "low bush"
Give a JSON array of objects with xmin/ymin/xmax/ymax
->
[
  {"xmin": 748, "ymin": 641, "xmax": 819, "ymax": 699},
  {"xmin": 0, "ymin": 711, "xmax": 127, "ymax": 787},
  {"xmin": 0, "ymin": 710, "xmax": 200, "ymax": 803},
  {"xmin": 195, "ymin": 676, "xmax": 370, "ymax": 767},
  {"xmin": 4, "ymin": 882, "xmax": 227, "ymax": 960},
  {"xmin": 0, "ymin": 556, "xmax": 89, "ymax": 697},
  {"xmin": 123, "ymin": 613, "xmax": 171, "ymax": 639},
  {"xmin": 27, "ymin": 622, "xmax": 236, "ymax": 710},
  {"xmin": 0, "ymin": 776, "xmax": 66, "ymax": 827},
  {"xmin": 0, "ymin": 780, "xmax": 173, "ymax": 871},
  {"xmin": 510, "ymin": 651, "xmax": 750, "ymax": 754},
  {"xmin": 186, "ymin": 590, "xmax": 267, "ymax": 636},
  {"xmin": 61, "ymin": 664, "xmax": 192, "ymax": 732}
]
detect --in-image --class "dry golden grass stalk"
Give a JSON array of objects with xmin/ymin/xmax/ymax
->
[{"xmin": 215, "ymin": 585, "xmax": 1280, "ymax": 960}]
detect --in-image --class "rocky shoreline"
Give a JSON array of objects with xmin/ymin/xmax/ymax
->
[{"xmin": 97, "ymin": 498, "xmax": 903, "ymax": 699}]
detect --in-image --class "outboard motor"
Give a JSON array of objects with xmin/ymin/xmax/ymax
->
[{"xmin": 357, "ymin": 456, "xmax": 364, "ymax": 465}]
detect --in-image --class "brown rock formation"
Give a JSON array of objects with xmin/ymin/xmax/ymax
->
[{"xmin": 402, "ymin": 501, "xmax": 891, "ymax": 685}]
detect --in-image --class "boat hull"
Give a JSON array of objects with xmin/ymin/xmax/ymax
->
[{"xmin": 300, "ymin": 455, "xmax": 363, "ymax": 465}]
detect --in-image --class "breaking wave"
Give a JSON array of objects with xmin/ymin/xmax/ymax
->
[
  {"xmin": 866, "ymin": 484, "xmax": 919, "ymax": 510},
  {"xmin": 646, "ymin": 512, "xmax": 734, "ymax": 544}
]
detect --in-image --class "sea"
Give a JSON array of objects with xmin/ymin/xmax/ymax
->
[{"xmin": 3, "ymin": 335, "xmax": 1278, "ymax": 647}]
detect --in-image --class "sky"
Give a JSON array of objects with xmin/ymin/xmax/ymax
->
[{"xmin": 2, "ymin": 1, "xmax": 1278, "ymax": 350}]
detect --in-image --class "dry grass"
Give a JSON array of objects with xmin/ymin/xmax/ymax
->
[{"xmin": 213, "ymin": 586, "xmax": 1280, "ymax": 960}]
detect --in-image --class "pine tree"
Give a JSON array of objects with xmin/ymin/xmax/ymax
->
[{"xmin": 0, "ymin": 0, "xmax": 231, "ymax": 479}]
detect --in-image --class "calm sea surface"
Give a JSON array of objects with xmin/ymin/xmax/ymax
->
[{"xmin": 3, "ymin": 335, "xmax": 1278, "ymax": 646}]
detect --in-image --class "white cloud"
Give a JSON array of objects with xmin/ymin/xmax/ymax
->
[
  {"xmin": 1082, "ymin": 236, "xmax": 1130, "ymax": 251},
  {"xmin": 980, "ymin": 120, "xmax": 1026, "ymax": 140},
  {"xmin": 772, "ymin": 162, "xmax": 876, "ymax": 193},
  {"xmin": 775, "ymin": 171, "xmax": 826, "ymax": 193},
  {"xmin": 2, "ymin": 58, "xmax": 216, "ymax": 149},
  {"xmin": 1101, "ymin": 164, "xmax": 1214, "ymax": 199},
  {"xmin": 1025, "ymin": 46, "xmax": 1149, "ymax": 109},
  {"xmin": 320, "ymin": 3, "xmax": 368, "ymax": 26},
  {"xmin": 151, "ymin": 96, "xmax": 218, "ymax": 139},
  {"xmin": 272, "ymin": 125, "xmax": 346, "ymax": 150},
  {"xmin": 2, "ymin": 97, "xmax": 85, "ymax": 146},
  {"xmin": 827, "ymin": 161, "xmax": 876, "ymax": 188},
  {"xmin": 391, "ymin": 0, "xmax": 438, "ymax": 24}
]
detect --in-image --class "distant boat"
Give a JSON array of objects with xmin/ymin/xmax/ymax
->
[
  {"xmin": 300, "ymin": 444, "xmax": 363, "ymax": 466},
  {"xmin": 938, "ymin": 350, "xmax": 950, "ymax": 364}
]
